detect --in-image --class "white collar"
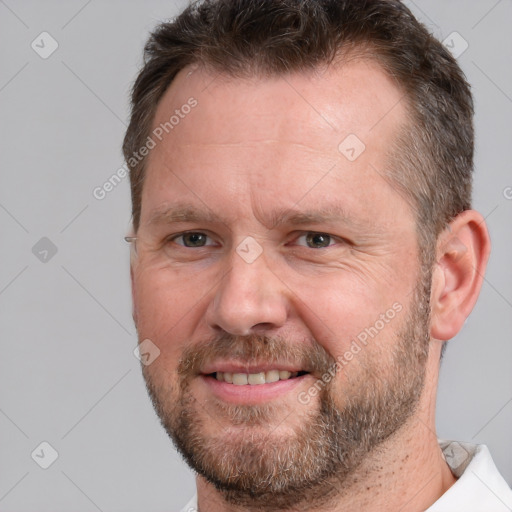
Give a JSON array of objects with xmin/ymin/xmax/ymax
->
[{"xmin": 427, "ymin": 441, "xmax": 512, "ymax": 511}]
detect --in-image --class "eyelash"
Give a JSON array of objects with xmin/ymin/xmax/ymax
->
[
  {"xmin": 166, "ymin": 231, "xmax": 343, "ymax": 249},
  {"xmin": 169, "ymin": 231, "xmax": 218, "ymax": 247}
]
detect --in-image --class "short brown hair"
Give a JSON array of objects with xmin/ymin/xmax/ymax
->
[{"xmin": 123, "ymin": 0, "xmax": 474, "ymax": 259}]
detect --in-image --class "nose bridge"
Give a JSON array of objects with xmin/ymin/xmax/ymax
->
[{"xmin": 207, "ymin": 243, "xmax": 287, "ymax": 335}]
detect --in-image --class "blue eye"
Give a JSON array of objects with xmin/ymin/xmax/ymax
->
[
  {"xmin": 172, "ymin": 232, "xmax": 213, "ymax": 247},
  {"xmin": 296, "ymin": 232, "xmax": 335, "ymax": 249}
]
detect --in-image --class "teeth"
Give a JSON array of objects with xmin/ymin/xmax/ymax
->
[
  {"xmin": 214, "ymin": 370, "xmax": 301, "ymax": 385},
  {"xmin": 265, "ymin": 369, "xmax": 280, "ymax": 383},
  {"xmin": 248, "ymin": 372, "xmax": 266, "ymax": 385},
  {"xmin": 232, "ymin": 373, "xmax": 248, "ymax": 385}
]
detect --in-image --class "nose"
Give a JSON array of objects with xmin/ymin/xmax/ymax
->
[{"xmin": 205, "ymin": 249, "xmax": 289, "ymax": 336}]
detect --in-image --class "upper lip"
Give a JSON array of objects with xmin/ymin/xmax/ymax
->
[{"xmin": 200, "ymin": 361, "xmax": 306, "ymax": 375}]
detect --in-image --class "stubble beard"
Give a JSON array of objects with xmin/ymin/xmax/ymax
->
[{"xmin": 141, "ymin": 268, "xmax": 432, "ymax": 509}]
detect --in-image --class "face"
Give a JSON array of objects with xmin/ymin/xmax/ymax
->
[{"xmin": 131, "ymin": 61, "xmax": 432, "ymax": 507}]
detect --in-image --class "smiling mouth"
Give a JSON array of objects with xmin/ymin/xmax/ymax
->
[{"xmin": 207, "ymin": 370, "xmax": 309, "ymax": 385}]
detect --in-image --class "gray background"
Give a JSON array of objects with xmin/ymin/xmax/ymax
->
[{"xmin": 0, "ymin": 0, "xmax": 510, "ymax": 510}]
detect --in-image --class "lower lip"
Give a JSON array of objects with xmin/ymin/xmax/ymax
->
[{"xmin": 199, "ymin": 374, "xmax": 311, "ymax": 405}]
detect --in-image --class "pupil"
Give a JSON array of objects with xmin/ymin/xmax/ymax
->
[
  {"xmin": 307, "ymin": 233, "xmax": 330, "ymax": 248},
  {"xmin": 184, "ymin": 233, "xmax": 205, "ymax": 247}
]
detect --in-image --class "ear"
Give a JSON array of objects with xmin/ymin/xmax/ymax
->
[{"xmin": 430, "ymin": 210, "xmax": 491, "ymax": 341}]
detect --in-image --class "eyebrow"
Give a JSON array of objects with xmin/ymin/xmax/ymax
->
[
  {"xmin": 147, "ymin": 203, "xmax": 224, "ymax": 227},
  {"xmin": 145, "ymin": 202, "xmax": 367, "ymax": 231},
  {"xmin": 265, "ymin": 205, "xmax": 364, "ymax": 230}
]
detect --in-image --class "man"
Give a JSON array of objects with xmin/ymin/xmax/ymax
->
[{"xmin": 123, "ymin": 0, "xmax": 512, "ymax": 510}]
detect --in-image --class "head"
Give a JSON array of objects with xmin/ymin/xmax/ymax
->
[{"xmin": 124, "ymin": 0, "xmax": 490, "ymax": 508}]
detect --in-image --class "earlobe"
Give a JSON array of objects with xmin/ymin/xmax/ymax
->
[{"xmin": 430, "ymin": 210, "xmax": 491, "ymax": 341}]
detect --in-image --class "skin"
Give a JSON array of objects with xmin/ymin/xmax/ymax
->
[{"xmin": 130, "ymin": 59, "xmax": 491, "ymax": 511}]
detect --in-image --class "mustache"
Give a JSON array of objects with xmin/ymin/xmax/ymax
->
[{"xmin": 177, "ymin": 332, "xmax": 336, "ymax": 379}]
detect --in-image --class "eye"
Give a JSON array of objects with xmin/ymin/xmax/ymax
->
[
  {"xmin": 171, "ymin": 232, "xmax": 215, "ymax": 248},
  {"xmin": 295, "ymin": 232, "xmax": 336, "ymax": 249}
]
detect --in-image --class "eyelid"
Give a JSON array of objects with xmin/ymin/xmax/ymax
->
[
  {"xmin": 167, "ymin": 230, "xmax": 219, "ymax": 247},
  {"xmin": 291, "ymin": 231, "xmax": 343, "ymax": 247}
]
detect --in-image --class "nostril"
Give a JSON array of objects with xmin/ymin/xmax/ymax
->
[{"xmin": 252, "ymin": 322, "xmax": 276, "ymax": 333}]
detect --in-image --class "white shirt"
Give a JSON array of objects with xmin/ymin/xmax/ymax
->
[{"xmin": 180, "ymin": 441, "xmax": 512, "ymax": 512}]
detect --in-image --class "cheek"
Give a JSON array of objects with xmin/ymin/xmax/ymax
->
[
  {"xmin": 132, "ymin": 265, "xmax": 207, "ymax": 350},
  {"xmin": 289, "ymin": 273, "xmax": 404, "ymax": 362}
]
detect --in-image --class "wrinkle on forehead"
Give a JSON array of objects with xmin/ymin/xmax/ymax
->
[{"xmin": 178, "ymin": 139, "xmax": 334, "ymax": 155}]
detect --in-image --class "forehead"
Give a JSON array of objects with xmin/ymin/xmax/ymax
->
[
  {"xmin": 152, "ymin": 59, "xmax": 407, "ymax": 149},
  {"xmin": 141, "ymin": 59, "xmax": 411, "ymax": 228}
]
